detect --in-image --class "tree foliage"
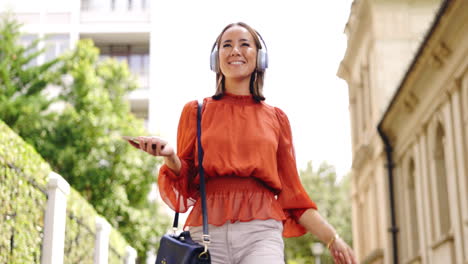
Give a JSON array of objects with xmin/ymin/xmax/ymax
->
[
  {"xmin": 285, "ymin": 161, "xmax": 353, "ymax": 264},
  {"xmin": 0, "ymin": 14, "xmax": 169, "ymax": 261},
  {"xmin": 0, "ymin": 14, "xmax": 61, "ymax": 132}
]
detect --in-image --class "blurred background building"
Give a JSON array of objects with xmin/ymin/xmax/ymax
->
[
  {"xmin": 0, "ymin": 0, "xmax": 153, "ymax": 129},
  {"xmin": 338, "ymin": 0, "xmax": 468, "ymax": 263}
]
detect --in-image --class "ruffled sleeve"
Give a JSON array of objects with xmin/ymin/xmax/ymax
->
[
  {"xmin": 158, "ymin": 100, "xmax": 199, "ymax": 213},
  {"xmin": 275, "ymin": 107, "xmax": 318, "ymax": 237}
]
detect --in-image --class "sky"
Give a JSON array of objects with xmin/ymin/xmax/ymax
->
[
  {"xmin": 0, "ymin": 0, "xmax": 354, "ymax": 177},
  {"xmin": 150, "ymin": 0, "xmax": 354, "ymax": 178}
]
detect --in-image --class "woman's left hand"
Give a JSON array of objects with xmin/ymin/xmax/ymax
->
[{"xmin": 329, "ymin": 237, "xmax": 357, "ymax": 264}]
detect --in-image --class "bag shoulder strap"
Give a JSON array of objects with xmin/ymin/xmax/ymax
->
[
  {"xmin": 172, "ymin": 101, "xmax": 210, "ymax": 243},
  {"xmin": 196, "ymin": 101, "xmax": 210, "ymax": 245}
]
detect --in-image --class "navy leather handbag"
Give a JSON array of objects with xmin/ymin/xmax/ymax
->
[{"xmin": 155, "ymin": 102, "xmax": 211, "ymax": 264}]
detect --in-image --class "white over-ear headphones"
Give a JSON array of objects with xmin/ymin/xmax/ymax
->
[{"xmin": 210, "ymin": 30, "xmax": 269, "ymax": 73}]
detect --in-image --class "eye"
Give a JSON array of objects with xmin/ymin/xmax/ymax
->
[
  {"xmin": 222, "ymin": 43, "xmax": 232, "ymax": 48},
  {"xmin": 241, "ymin": 43, "xmax": 250, "ymax": 47}
]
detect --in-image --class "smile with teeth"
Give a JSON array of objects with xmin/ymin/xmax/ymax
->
[{"xmin": 229, "ymin": 61, "xmax": 245, "ymax": 65}]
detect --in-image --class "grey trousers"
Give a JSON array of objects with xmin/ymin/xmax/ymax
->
[{"xmin": 189, "ymin": 219, "xmax": 285, "ymax": 264}]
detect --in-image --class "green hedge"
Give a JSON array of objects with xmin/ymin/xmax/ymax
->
[
  {"xmin": 64, "ymin": 189, "xmax": 129, "ymax": 263},
  {"xmin": 0, "ymin": 120, "xmax": 50, "ymax": 264},
  {"xmin": 109, "ymin": 226, "xmax": 129, "ymax": 263},
  {"xmin": 64, "ymin": 188, "xmax": 97, "ymax": 264},
  {"xmin": 0, "ymin": 120, "xmax": 132, "ymax": 263}
]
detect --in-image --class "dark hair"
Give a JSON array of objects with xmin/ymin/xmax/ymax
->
[{"xmin": 212, "ymin": 22, "xmax": 266, "ymax": 102}]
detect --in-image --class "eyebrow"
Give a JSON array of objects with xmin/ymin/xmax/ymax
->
[{"xmin": 222, "ymin": 38, "xmax": 251, "ymax": 44}]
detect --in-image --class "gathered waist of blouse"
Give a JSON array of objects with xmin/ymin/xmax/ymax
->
[
  {"xmin": 204, "ymin": 175, "xmax": 276, "ymax": 194},
  {"xmin": 185, "ymin": 175, "xmax": 286, "ymax": 228}
]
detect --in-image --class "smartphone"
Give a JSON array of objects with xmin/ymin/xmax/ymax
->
[{"xmin": 122, "ymin": 136, "xmax": 157, "ymax": 149}]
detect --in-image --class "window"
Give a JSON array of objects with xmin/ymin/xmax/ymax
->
[
  {"xmin": 82, "ymin": 0, "xmax": 111, "ymax": 11},
  {"xmin": 128, "ymin": 53, "xmax": 149, "ymax": 89},
  {"xmin": 463, "ymin": 77, "xmax": 468, "ymax": 214},
  {"xmin": 463, "ymin": 75, "xmax": 468, "ymax": 258},
  {"xmin": 44, "ymin": 34, "xmax": 69, "ymax": 62},
  {"xmin": 20, "ymin": 34, "xmax": 39, "ymax": 67},
  {"xmin": 98, "ymin": 44, "xmax": 149, "ymax": 89},
  {"xmin": 406, "ymin": 159, "xmax": 420, "ymax": 256},
  {"xmin": 81, "ymin": 0, "xmax": 148, "ymax": 11},
  {"xmin": 433, "ymin": 123, "xmax": 451, "ymax": 237}
]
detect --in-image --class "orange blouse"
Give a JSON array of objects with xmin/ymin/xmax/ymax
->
[{"xmin": 158, "ymin": 93, "xmax": 317, "ymax": 237}]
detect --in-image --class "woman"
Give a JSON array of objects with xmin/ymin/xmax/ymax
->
[{"xmin": 128, "ymin": 22, "xmax": 357, "ymax": 264}]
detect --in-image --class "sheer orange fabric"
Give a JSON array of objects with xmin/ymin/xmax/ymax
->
[{"xmin": 158, "ymin": 93, "xmax": 317, "ymax": 237}]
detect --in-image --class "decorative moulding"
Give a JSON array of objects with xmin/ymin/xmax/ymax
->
[{"xmin": 428, "ymin": 41, "xmax": 451, "ymax": 69}]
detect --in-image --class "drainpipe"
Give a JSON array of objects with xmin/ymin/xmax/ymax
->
[
  {"xmin": 372, "ymin": 2, "xmax": 451, "ymax": 264},
  {"xmin": 377, "ymin": 125, "xmax": 399, "ymax": 264}
]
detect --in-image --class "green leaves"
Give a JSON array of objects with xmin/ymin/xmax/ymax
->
[
  {"xmin": 0, "ymin": 121, "xmax": 50, "ymax": 264},
  {"xmin": 285, "ymin": 161, "xmax": 353, "ymax": 264},
  {"xmin": 0, "ymin": 14, "xmax": 169, "ymax": 261},
  {"xmin": 0, "ymin": 15, "xmax": 59, "ymax": 132}
]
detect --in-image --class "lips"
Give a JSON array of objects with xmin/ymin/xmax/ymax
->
[{"xmin": 228, "ymin": 60, "xmax": 246, "ymax": 65}]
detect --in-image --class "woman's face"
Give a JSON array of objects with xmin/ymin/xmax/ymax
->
[{"xmin": 218, "ymin": 25, "xmax": 258, "ymax": 80}]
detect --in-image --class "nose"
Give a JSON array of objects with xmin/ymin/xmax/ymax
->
[{"xmin": 230, "ymin": 45, "xmax": 241, "ymax": 56}]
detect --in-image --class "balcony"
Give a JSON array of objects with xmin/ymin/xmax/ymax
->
[
  {"xmin": 93, "ymin": 43, "xmax": 150, "ymax": 120},
  {"xmin": 80, "ymin": 0, "xmax": 150, "ymax": 31},
  {"xmin": 96, "ymin": 45, "xmax": 149, "ymax": 88}
]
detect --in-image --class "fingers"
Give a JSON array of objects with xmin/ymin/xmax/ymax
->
[
  {"xmin": 138, "ymin": 136, "xmax": 146, "ymax": 152},
  {"xmin": 135, "ymin": 136, "xmax": 168, "ymax": 157},
  {"xmin": 343, "ymin": 249, "xmax": 352, "ymax": 264},
  {"xmin": 157, "ymin": 141, "xmax": 167, "ymax": 156},
  {"xmin": 330, "ymin": 240, "xmax": 356, "ymax": 264},
  {"xmin": 146, "ymin": 137, "xmax": 155, "ymax": 154},
  {"xmin": 337, "ymin": 244, "xmax": 351, "ymax": 264},
  {"xmin": 331, "ymin": 247, "xmax": 343, "ymax": 264},
  {"xmin": 349, "ymin": 246, "xmax": 358, "ymax": 264}
]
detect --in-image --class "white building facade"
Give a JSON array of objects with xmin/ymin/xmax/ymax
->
[
  {"xmin": 338, "ymin": 0, "xmax": 468, "ymax": 263},
  {"xmin": 1, "ymin": 0, "xmax": 155, "ymax": 129}
]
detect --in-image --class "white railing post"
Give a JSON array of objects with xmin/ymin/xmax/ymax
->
[
  {"xmin": 124, "ymin": 246, "xmax": 137, "ymax": 264},
  {"xmin": 94, "ymin": 216, "xmax": 111, "ymax": 264},
  {"xmin": 41, "ymin": 171, "xmax": 70, "ymax": 264}
]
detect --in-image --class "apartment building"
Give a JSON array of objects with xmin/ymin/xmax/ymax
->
[{"xmin": 1, "ymin": 0, "xmax": 153, "ymax": 128}]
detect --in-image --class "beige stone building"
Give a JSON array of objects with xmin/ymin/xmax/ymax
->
[{"xmin": 338, "ymin": 0, "xmax": 468, "ymax": 263}]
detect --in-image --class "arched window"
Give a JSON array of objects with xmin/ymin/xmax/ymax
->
[
  {"xmin": 434, "ymin": 123, "xmax": 451, "ymax": 236},
  {"xmin": 463, "ymin": 79, "xmax": 468, "ymax": 214},
  {"xmin": 406, "ymin": 159, "xmax": 420, "ymax": 255}
]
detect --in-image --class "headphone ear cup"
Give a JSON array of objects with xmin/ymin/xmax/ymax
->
[
  {"xmin": 210, "ymin": 48, "xmax": 219, "ymax": 73},
  {"xmin": 256, "ymin": 49, "xmax": 268, "ymax": 72}
]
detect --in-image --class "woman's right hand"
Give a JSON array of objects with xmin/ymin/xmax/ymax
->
[{"xmin": 127, "ymin": 136, "xmax": 175, "ymax": 157}]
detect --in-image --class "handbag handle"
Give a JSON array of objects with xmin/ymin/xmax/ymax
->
[{"xmin": 172, "ymin": 101, "xmax": 210, "ymax": 247}]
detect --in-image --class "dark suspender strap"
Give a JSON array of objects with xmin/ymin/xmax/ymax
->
[{"xmin": 173, "ymin": 101, "xmax": 209, "ymax": 240}]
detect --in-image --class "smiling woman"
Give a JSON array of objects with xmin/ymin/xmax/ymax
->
[
  {"xmin": 127, "ymin": 22, "xmax": 357, "ymax": 264},
  {"xmin": 217, "ymin": 25, "xmax": 258, "ymax": 85},
  {"xmin": 210, "ymin": 22, "xmax": 268, "ymax": 101}
]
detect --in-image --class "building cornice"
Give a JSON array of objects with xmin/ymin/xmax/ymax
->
[
  {"xmin": 378, "ymin": 0, "xmax": 454, "ymax": 133},
  {"xmin": 337, "ymin": 0, "xmax": 370, "ymax": 84}
]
